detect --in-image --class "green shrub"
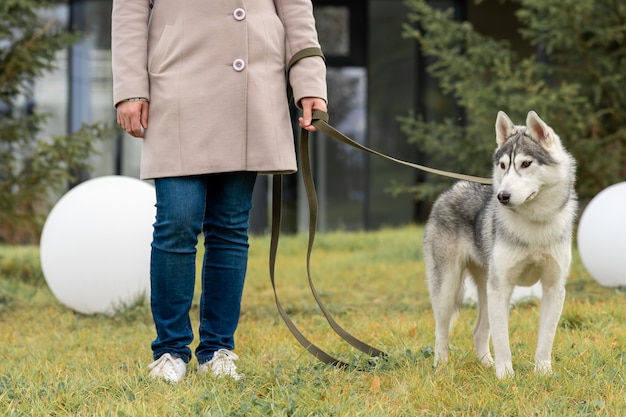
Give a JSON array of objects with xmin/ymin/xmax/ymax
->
[{"xmin": 0, "ymin": 246, "xmax": 43, "ymax": 285}]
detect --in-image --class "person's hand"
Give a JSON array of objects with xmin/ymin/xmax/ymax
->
[
  {"xmin": 116, "ymin": 100, "xmax": 149, "ymax": 138},
  {"xmin": 299, "ymin": 97, "xmax": 327, "ymax": 132}
]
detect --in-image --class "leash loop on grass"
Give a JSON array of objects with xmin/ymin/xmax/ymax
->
[
  {"xmin": 299, "ymin": 126, "xmax": 387, "ymax": 359},
  {"xmin": 269, "ymin": 174, "xmax": 351, "ymax": 369}
]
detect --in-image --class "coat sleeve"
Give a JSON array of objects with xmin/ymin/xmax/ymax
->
[
  {"xmin": 111, "ymin": 0, "xmax": 151, "ymax": 107},
  {"xmin": 275, "ymin": 0, "xmax": 328, "ymax": 107}
]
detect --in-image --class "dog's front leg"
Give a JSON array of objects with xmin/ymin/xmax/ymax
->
[
  {"xmin": 487, "ymin": 278, "xmax": 514, "ymax": 379},
  {"xmin": 535, "ymin": 280, "xmax": 566, "ymax": 375},
  {"xmin": 472, "ymin": 272, "xmax": 494, "ymax": 367}
]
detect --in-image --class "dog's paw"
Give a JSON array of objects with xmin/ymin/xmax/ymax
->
[
  {"xmin": 534, "ymin": 360, "xmax": 552, "ymax": 375},
  {"xmin": 433, "ymin": 347, "xmax": 449, "ymax": 367},
  {"xmin": 480, "ymin": 354, "xmax": 495, "ymax": 368},
  {"xmin": 433, "ymin": 354, "xmax": 448, "ymax": 369},
  {"xmin": 495, "ymin": 362, "xmax": 514, "ymax": 379}
]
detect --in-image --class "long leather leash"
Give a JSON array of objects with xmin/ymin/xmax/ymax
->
[
  {"xmin": 269, "ymin": 152, "xmax": 386, "ymax": 369},
  {"xmin": 269, "ymin": 49, "xmax": 492, "ymax": 370},
  {"xmin": 308, "ymin": 111, "xmax": 492, "ymax": 185}
]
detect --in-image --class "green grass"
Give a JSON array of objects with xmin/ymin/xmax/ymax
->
[{"xmin": 1, "ymin": 225, "xmax": 625, "ymax": 416}]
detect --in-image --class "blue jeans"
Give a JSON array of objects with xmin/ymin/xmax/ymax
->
[{"xmin": 150, "ymin": 172, "xmax": 257, "ymax": 364}]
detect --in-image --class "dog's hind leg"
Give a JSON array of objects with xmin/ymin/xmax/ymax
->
[
  {"xmin": 428, "ymin": 263, "xmax": 464, "ymax": 367},
  {"xmin": 469, "ymin": 267, "xmax": 494, "ymax": 367}
]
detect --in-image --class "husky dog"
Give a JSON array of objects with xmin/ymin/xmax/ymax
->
[{"xmin": 423, "ymin": 111, "xmax": 577, "ymax": 379}]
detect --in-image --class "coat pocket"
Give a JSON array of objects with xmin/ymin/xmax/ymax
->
[
  {"xmin": 148, "ymin": 25, "xmax": 178, "ymax": 74},
  {"xmin": 264, "ymin": 14, "xmax": 285, "ymax": 60}
]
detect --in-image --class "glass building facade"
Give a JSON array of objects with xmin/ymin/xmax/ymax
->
[{"xmin": 38, "ymin": 0, "xmax": 520, "ymax": 233}]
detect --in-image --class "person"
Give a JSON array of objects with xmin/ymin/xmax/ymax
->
[{"xmin": 111, "ymin": 0, "xmax": 327, "ymax": 383}]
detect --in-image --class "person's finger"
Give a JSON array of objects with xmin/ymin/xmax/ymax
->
[
  {"xmin": 140, "ymin": 101, "xmax": 149, "ymax": 131},
  {"xmin": 301, "ymin": 101, "xmax": 313, "ymax": 127},
  {"xmin": 130, "ymin": 101, "xmax": 149, "ymax": 138}
]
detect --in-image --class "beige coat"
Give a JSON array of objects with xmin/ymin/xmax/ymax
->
[{"xmin": 112, "ymin": 0, "xmax": 327, "ymax": 179}]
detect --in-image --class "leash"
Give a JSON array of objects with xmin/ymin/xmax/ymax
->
[
  {"xmin": 308, "ymin": 110, "xmax": 492, "ymax": 185},
  {"xmin": 269, "ymin": 49, "xmax": 492, "ymax": 370},
  {"xmin": 269, "ymin": 158, "xmax": 386, "ymax": 370}
]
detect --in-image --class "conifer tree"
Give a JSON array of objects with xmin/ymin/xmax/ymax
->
[
  {"xmin": 0, "ymin": 0, "xmax": 103, "ymax": 243},
  {"xmin": 399, "ymin": 0, "xmax": 625, "ymax": 205}
]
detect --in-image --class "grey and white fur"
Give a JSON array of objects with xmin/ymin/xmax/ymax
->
[{"xmin": 423, "ymin": 110, "xmax": 577, "ymax": 379}]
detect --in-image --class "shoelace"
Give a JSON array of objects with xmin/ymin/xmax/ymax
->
[
  {"xmin": 210, "ymin": 349, "xmax": 241, "ymax": 378},
  {"xmin": 148, "ymin": 353, "xmax": 184, "ymax": 381}
]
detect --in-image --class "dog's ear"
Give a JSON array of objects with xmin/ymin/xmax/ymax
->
[
  {"xmin": 495, "ymin": 111, "xmax": 515, "ymax": 147},
  {"xmin": 526, "ymin": 111, "xmax": 554, "ymax": 148}
]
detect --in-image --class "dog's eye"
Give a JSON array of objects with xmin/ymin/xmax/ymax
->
[
  {"xmin": 500, "ymin": 162, "xmax": 506, "ymax": 169},
  {"xmin": 521, "ymin": 160, "xmax": 532, "ymax": 168}
]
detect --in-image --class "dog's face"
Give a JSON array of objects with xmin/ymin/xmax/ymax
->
[{"xmin": 492, "ymin": 111, "xmax": 560, "ymax": 207}]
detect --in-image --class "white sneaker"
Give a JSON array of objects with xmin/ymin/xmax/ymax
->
[
  {"xmin": 147, "ymin": 353, "xmax": 186, "ymax": 383},
  {"xmin": 198, "ymin": 349, "xmax": 243, "ymax": 380}
]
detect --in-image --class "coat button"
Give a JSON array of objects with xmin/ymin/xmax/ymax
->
[
  {"xmin": 233, "ymin": 8, "xmax": 246, "ymax": 21},
  {"xmin": 232, "ymin": 59, "xmax": 245, "ymax": 71}
]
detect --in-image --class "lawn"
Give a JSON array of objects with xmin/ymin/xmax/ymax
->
[{"xmin": 1, "ymin": 226, "xmax": 625, "ymax": 416}]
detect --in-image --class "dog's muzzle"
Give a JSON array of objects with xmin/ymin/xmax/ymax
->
[{"xmin": 497, "ymin": 191, "xmax": 511, "ymax": 205}]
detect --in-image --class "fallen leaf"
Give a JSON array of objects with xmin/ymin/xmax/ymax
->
[{"xmin": 370, "ymin": 375, "xmax": 381, "ymax": 391}]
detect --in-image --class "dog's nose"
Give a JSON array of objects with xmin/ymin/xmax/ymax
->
[{"xmin": 497, "ymin": 191, "xmax": 511, "ymax": 205}]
